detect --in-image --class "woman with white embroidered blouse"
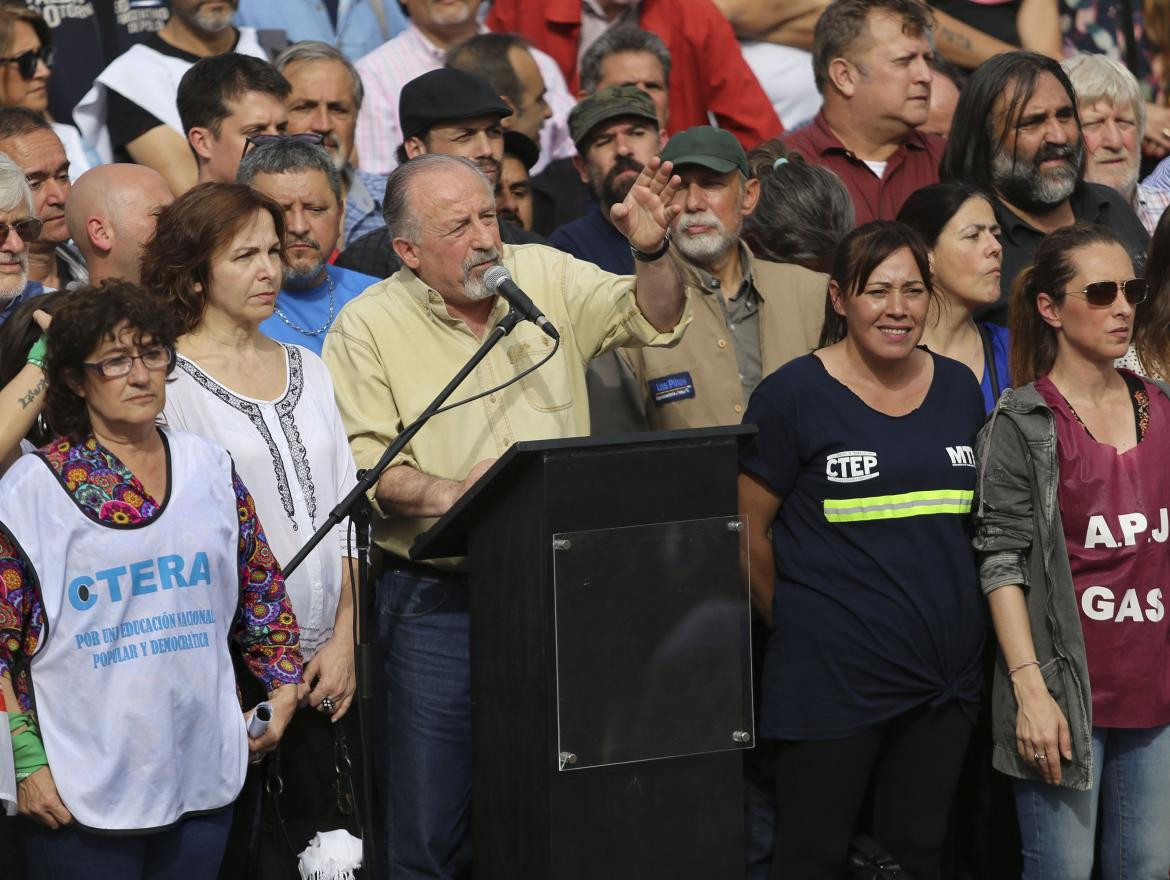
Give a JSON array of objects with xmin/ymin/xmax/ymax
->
[{"xmin": 141, "ymin": 182, "xmax": 359, "ymax": 871}]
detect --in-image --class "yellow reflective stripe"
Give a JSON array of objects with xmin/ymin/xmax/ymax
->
[{"xmin": 823, "ymin": 489, "xmax": 973, "ymax": 522}]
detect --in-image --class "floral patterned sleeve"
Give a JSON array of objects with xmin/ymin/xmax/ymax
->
[
  {"xmin": 230, "ymin": 469, "xmax": 304, "ymax": 692},
  {"xmin": 0, "ymin": 527, "xmax": 40, "ymax": 711}
]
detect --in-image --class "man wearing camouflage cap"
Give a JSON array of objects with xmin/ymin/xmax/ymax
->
[
  {"xmin": 620, "ymin": 125, "xmax": 828, "ymax": 431},
  {"xmin": 549, "ymin": 85, "xmax": 666, "ymax": 275},
  {"xmin": 548, "ymin": 85, "xmax": 667, "ymax": 434}
]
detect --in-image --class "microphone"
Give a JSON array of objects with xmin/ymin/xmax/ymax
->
[{"xmin": 484, "ymin": 265, "xmax": 560, "ymax": 340}]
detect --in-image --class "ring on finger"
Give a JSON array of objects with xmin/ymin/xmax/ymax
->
[
  {"xmin": 1033, "ymin": 750, "xmax": 1046, "ymax": 762},
  {"xmin": 319, "ymin": 695, "xmax": 335, "ymax": 713}
]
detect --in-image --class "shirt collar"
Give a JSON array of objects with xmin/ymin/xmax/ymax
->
[
  {"xmin": 686, "ymin": 240, "xmax": 757, "ymax": 302},
  {"xmin": 806, "ymin": 110, "xmax": 927, "ymax": 158},
  {"xmin": 400, "ymin": 259, "xmax": 511, "ymax": 329},
  {"xmin": 993, "ymin": 181, "xmax": 1107, "ymax": 243}
]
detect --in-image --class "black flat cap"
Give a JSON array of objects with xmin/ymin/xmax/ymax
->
[{"xmin": 399, "ymin": 68, "xmax": 514, "ymax": 141}]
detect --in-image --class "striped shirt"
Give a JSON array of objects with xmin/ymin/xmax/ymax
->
[{"xmin": 353, "ymin": 23, "xmax": 576, "ymax": 176}]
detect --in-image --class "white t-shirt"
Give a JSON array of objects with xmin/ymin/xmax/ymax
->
[{"xmin": 164, "ymin": 344, "xmax": 357, "ymax": 657}]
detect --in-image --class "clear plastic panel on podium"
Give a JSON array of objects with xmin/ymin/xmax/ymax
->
[{"xmin": 551, "ymin": 515, "xmax": 754, "ymax": 771}]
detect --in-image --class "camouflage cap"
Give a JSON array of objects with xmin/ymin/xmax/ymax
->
[{"xmin": 568, "ymin": 85, "xmax": 659, "ymax": 152}]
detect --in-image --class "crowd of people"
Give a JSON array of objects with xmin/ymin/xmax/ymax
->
[{"xmin": 0, "ymin": 0, "xmax": 1167, "ymax": 877}]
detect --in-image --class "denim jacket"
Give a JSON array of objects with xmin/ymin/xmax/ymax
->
[{"xmin": 973, "ymin": 378, "xmax": 1170, "ymax": 790}]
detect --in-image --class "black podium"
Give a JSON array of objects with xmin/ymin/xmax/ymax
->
[{"xmin": 411, "ymin": 426, "xmax": 756, "ymax": 880}]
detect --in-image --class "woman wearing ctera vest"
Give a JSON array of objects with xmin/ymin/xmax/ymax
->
[
  {"xmin": 974, "ymin": 224, "xmax": 1170, "ymax": 877},
  {"xmin": 0, "ymin": 281, "xmax": 304, "ymax": 876}
]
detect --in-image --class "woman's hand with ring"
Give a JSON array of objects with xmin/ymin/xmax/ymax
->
[{"xmin": 1013, "ymin": 666, "xmax": 1072, "ymax": 784}]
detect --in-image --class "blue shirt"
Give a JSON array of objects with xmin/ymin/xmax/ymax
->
[
  {"xmin": 978, "ymin": 322, "xmax": 1011, "ymax": 414},
  {"xmin": 548, "ymin": 205, "xmax": 632, "ymax": 275},
  {"xmin": 0, "ymin": 282, "xmax": 48, "ymax": 327},
  {"xmin": 235, "ymin": 0, "xmax": 406, "ymax": 62},
  {"xmin": 740, "ymin": 352, "xmax": 986, "ymax": 739},
  {"xmin": 260, "ymin": 265, "xmax": 377, "ymax": 357}
]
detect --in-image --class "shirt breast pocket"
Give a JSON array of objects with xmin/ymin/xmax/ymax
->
[{"xmin": 506, "ymin": 337, "xmax": 572, "ymax": 413}]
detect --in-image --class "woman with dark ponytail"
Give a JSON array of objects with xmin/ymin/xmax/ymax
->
[{"xmin": 974, "ymin": 223, "xmax": 1170, "ymax": 877}]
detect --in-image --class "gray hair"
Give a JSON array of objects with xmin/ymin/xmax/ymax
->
[
  {"xmin": 0, "ymin": 152, "xmax": 35, "ymax": 216},
  {"xmin": 579, "ymin": 27, "xmax": 672, "ymax": 95},
  {"xmin": 743, "ymin": 143, "xmax": 854, "ymax": 273},
  {"xmin": 274, "ymin": 40, "xmax": 364, "ymax": 111},
  {"xmin": 1062, "ymin": 52, "xmax": 1147, "ymax": 138},
  {"xmin": 236, "ymin": 138, "xmax": 343, "ymax": 204},
  {"xmin": 383, "ymin": 154, "xmax": 493, "ymax": 244}
]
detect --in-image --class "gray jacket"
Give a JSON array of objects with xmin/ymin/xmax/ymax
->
[{"xmin": 973, "ymin": 378, "xmax": 1170, "ymax": 789}]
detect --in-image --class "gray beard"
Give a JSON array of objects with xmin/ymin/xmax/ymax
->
[
  {"xmin": 991, "ymin": 144, "xmax": 1082, "ymax": 213},
  {"xmin": 283, "ymin": 260, "xmax": 327, "ymax": 291}
]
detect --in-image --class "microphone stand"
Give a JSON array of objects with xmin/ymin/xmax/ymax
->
[{"xmin": 282, "ymin": 307, "xmax": 523, "ymax": 876}]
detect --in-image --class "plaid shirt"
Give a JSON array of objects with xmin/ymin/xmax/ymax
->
[
  {"xmin": 353, "ymin": 23, "xmax": 576, "ymax": 176},
  {"xmin": 343, "ymin": 168, "xmax": 387, "ymax": 248},
  {"xmin": 1135, "ymin": 182, "xmax": 1170, "ymax": 235}
]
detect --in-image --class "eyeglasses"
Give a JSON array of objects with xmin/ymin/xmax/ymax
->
[
  {"xmin": 0, "ymin": 217, "xmax": 41, "ymax": 243},
  {"xmin": 82, "ymin": 346, "xmax": 175, "ymax": 379},
  {"xmin": 0, "ymin": 45, "xmax": 53, "ymax": 80},
  {"xmin": 240, "ymin": 132, "xmax": 326, "ymax": 160},
  {"xmin": 1063, "ymin": 278, "xmax": 1148, "ymax": 308}
]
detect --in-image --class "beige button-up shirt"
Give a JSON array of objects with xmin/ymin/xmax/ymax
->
[{"xmin": 322, "ymin": 242, "xmax": 690, "ymax": 564}]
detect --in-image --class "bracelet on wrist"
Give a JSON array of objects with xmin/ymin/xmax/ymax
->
[
  {"xmin": 26, "ymin": 335, "xmax": 47, "ymax": 370},
  {"xmin": 630, "ymin": 231, "xmax": 672, "ymax": 263},
  {"xmin": 1008, "ymin": 659, "xmax": 1040, "ymax": 677}
]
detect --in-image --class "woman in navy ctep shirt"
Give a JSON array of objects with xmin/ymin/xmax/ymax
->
[{"xmin": 739, "ymin": 221, "xmax": 986, "ymax": 879}]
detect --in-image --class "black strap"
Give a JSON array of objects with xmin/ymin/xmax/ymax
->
[{"xmin": 979, "ymin": 324, "xmax": 1002, "ymax": 403}]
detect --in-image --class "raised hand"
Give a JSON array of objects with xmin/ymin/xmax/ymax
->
[{"xmin": 609, "ymin": 157, "xmax": 682, "ymax": 253}]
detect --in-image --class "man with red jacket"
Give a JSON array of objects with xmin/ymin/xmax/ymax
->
[{"xmin": 487, "ymin": 0, "xmax": 782, "ymax": 150}]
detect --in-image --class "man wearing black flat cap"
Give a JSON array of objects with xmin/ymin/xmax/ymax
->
[{"xmin": 334, "ymin": 68, "xmax": 544, "ymax": 278}]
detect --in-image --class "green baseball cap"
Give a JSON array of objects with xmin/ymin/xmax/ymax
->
[
  {"xmin": 661, "ymin": 126, "xmax": 749, "ymax": 177},
  {"xmin": 569, "ymin": 85, "xmax": 659, "ymax": 151}
]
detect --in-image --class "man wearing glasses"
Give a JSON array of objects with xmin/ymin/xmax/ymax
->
[
  {"xmin": 0, "ymin": 154, "xmax": 47, "ymax": 327},
  {"xmin": 177, "ymin": 53, "xmax": 291, "ymax": 186}
]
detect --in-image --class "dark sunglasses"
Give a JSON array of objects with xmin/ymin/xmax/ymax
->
[
  {"xmin": 1063, "ymin": 278, "xmax": 1148, "ymax": 308},
  {"xmin": 240, "ymin": 131, "xmax": 326, "ymax": 160},
  {"xmin": 0, "ymin": 217, "xmax": 41, "ymax": 243},
  {"xmin": 0, "ymin": 45, "xmax": 53, "ymax": 80}
]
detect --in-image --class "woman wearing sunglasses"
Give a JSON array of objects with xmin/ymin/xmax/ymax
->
[
  {"xmin": 974, "ymin": 223, "xmax": 1170, "ymax": 877},
  {"xmin": 0, "ymin": 4, "xmax": 90, "ymax": 177},
  {"xmin": 0, "ymin": 280, "xmax": 302, "ymax": 876}
]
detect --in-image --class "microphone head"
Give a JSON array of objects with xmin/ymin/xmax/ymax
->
[{"xmin": 484, "ymin": 264, "xmax": 511, "ymax": 294}]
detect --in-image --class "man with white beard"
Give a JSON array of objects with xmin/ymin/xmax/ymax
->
[
  {"xmin": 620, "ymin": 126, "xmax": 827, "ymax": 431},
  {"xmin": 1062, "ymin": 53, "xmax": 1170, "ymax": 236},
  {"xmin": 0, "ymin": 154, "xmax": 46, "ymax": 326}
]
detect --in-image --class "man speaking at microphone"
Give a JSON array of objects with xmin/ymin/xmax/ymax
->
[{"xmin": 321, "ymin": 150, "xmax": 689, "ymax": 879}]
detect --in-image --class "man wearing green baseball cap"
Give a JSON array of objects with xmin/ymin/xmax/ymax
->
[{"xmin": 620, "ymin": 125, "xmax": 828, "ymax": 432}]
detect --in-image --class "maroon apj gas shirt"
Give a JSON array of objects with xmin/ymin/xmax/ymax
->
[{"xmin": 1038, "ymin": 373, "xmax": 1170, "ymax": 728}]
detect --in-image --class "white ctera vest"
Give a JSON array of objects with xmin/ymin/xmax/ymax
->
[
  {"xmin": 0, "ymin": 428, "xmax": 249, "ymax": 831},
  {"xmin": 72, "ymin": 28, "xmax": 268, "ymax": 164}
]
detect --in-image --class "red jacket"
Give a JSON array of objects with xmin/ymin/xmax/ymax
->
[{"xmin": 487, "ymin": 0, "xmax": 782, "ymax": 149}]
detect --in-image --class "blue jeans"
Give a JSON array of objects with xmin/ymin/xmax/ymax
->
[
  {"xmin": 1015, "ymin": 724, "xmax": 1170, "ymax": 879},
  {"xmin": 23, "ymin": 805, "xmax": 233, "ymax": 879},
  {"xmin": 374, "ymin": 559, "xmax": 471, "ymax": 880}
]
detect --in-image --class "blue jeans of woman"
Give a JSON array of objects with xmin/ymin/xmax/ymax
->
[
  {"xmin": 1014, "ymin": 723, "xmax": 1170, "ymax": 879},
  {"xmin": 23, "ymin": 804, "xmax": 233, "ymax": 879}
]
